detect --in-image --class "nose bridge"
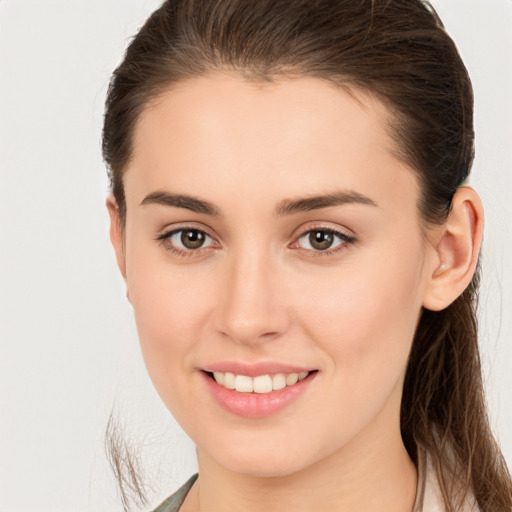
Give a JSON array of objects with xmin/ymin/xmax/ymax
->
[{"xmin": 215, "ymin": 243, "xmax": 288, "ymax": 344}]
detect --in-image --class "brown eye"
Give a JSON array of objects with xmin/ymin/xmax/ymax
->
[
  {"xmin": 180, "ymin": 229, "xmax": 206, "ymax": 249},
  {"xmin": 296, "ymin": 228, "xmax": 354, "ymax": 254},
  {"xmin": 160, "ymin": 228, "xmax": 215, "ymax": 253},
  {"xmin": 308, "ymin": 230, "xmax": 335, "ymax": 251}
]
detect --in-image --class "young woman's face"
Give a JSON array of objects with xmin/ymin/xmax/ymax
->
[{"xmin": 117, "ymin": 74, "xmax": 437, "ymax": 477}]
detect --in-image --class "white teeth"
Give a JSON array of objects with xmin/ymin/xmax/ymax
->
[
  {"xmin": 212, "ymin": 370, "xmax": 310, "ymax": 393},
  {"xmin": 223, "ymin": 372, "xmax": 236, "ymax": 390},
  {"xmin": 253, "ymin": 375, "xmax": 273, "ymax": 393},
  {"xmin": 235, "ymin": 375, "xmax": 253, "ymax": 392},
  {"xmin": 286, "ymin": 373, "xmax": 299, "ymax": 386},
  {"xmin": 272, "ymin": 373, "xmax": 287, "ymax": 390}
]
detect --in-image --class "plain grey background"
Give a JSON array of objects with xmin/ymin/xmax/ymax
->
[{"xmin": 0, "ymin": 1, "xmax": 511, "ymax": 510}]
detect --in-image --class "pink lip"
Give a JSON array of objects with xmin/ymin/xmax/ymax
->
[
  {"xmin": 202, "ymin": 361, "xmax": 313, "ymax": 377},
  {"xmin": 200, "ymin": 369, "xmax": 317, "ymax": 419}
]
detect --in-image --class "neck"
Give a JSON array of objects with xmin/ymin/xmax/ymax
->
[{"xmin": 182, "ymin": 419, "xmax": 417, "ymax": 512}]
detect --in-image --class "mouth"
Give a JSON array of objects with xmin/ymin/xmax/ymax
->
[
  {"xmin": 203, "ymin": 370, "xmax": 313, "ymax": 393},
  {"xmin": 200, "ymin": 369, "xmax": 318, "ymax": 418}
]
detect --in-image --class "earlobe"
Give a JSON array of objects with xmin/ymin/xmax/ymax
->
[
  {"xmin": 422, "ymin": 187, "xmax": 484, "ymax": 311},
  {"xmin": 106, "ymin": 195, "xmax": 127, "ymax": 281}
]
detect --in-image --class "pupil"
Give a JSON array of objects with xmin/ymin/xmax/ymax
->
[
  {"xmin": 181, "ymin": 230, "xmax": 205, "ymax": 249},
  {"xmin": 309, "ymin": 231, "xmax": 333, "ymax": 250}
]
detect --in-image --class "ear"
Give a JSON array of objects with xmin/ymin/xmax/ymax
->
[
  {"xmin": 422, "ymin": 186, "xmax": 484, "ymax": 311},
  {"xmin": 106, "ymin": 195, "xmax": 127, "ymax": 281}
]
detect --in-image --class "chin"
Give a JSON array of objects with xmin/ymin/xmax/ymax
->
[
  {"xmin": 202, "ymin": 435, "xmax": 318, "ymax": 478},
  {"xmin": 221, "ymin": 455, "xmax": 306, "ymax": 478}
]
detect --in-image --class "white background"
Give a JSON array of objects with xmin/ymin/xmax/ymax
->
[{"xmin": 0, "ymin": 1, "xmax": 511, "ymax": 511}]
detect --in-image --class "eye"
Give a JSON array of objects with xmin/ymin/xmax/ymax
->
[
  {"xmin": 158, "ymin": 228, "xmax": 216, "ymax": 255},
  {"xmin": 295, "ymin": 228, "xmax": 355, "ymax": 254}
]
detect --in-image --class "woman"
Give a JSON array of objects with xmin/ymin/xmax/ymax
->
[{"xmin": 102, "ymin": 0, "xmax": 512, "ymax": 511}]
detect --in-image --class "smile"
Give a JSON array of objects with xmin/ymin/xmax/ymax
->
[
  {"xmin": 201, "ymin": 369, "xmax": 317, "ymax": 418},
  {"xmin": 211, "ymin": 371, "xmax": 309, "ymax": 393}
]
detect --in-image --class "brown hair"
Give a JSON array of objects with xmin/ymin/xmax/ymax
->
[{"xmin": 103, "ymin": 1, "xmax": 512, "ymax": 510}]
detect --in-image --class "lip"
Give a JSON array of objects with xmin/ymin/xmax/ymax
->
[
  {"xmin": 200, "ymin": 368, "xmax": 317, "ymax": 419},
  {"xmin": 202, "ymin": 361, "xmax": 313, "ymax": 377}
]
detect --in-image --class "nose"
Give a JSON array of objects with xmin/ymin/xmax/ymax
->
[{"xmin": 213, "ymin": 248, "xmax": 290, "ymax": 345}]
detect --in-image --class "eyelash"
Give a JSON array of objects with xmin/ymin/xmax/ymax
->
[
  {"xmin": 293, "ymin": 228, "xmax": 356, "ymax": 258},
  {"xmin": 157, "ymin": 227, "xmax": 218, "ymax": 258},
  {"xmin": 157, "ymin": 226, "xmax": 356, "ymax": 259}
]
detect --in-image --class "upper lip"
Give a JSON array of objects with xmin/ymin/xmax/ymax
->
[{"xmin": 201, "ymin": 361, "xmax": 314, "ymax": 377}]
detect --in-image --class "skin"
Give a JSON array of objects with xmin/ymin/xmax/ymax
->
[{"xmin": 107, "ymin": 73, "xmax": 483, "ymax": 512}]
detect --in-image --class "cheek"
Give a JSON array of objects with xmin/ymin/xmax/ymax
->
[
  {"xmin": 281, "ymin": 248, "xmax": 426, "ymax": 453},
  {"xmin": 133, "ymin": 278, "xmax": 206, "ymax": 339},
  {"xmin": 297, "ymin": 245, "xmax": 425, "ymax": 381},
  {"xmin": 124, "ymin": 243, "xmax": 214, "ymax": 398}
]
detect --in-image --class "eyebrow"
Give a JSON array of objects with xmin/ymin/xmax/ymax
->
[
  {"xmin": 140, "ymin": 189, "xmax": 378, "ymax": 217},
  {"xmin": 141, "ymin": 191, "xmax": 222, "ymax": 216},
  {"xmin": 274, "ymin": 190, "xmax": 378, "ymax": 217}
]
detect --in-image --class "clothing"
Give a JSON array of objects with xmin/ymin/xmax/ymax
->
[
  {"xmin": 151, "ymin": 451, "xmax": 479, "ymax": 512},
  {"xmin": 413, "ymin": 448, "xmax": 479, "ymax": 512},
  {"xmin": 153, "ymin": 474, "xmax": 198, "ymax": 512}
]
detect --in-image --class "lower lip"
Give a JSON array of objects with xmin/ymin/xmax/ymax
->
[{"xmin": 200, "ymin": 371, "xmax": 317, "ymax": 419}]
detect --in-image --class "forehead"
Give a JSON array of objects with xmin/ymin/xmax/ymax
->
[
  {"xmin": 133, "ymin": 72, "xmax": 394, "ymax": 161},
  {"xmin": 126, "ymin": 73, "xmax": 419, "ymax": 217}
]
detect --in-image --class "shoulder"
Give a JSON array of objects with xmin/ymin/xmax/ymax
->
[{"xmin": 152, "ymin": 474, "xmax": 198, "ymax": 512}]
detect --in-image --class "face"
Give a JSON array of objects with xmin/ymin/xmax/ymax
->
[{"xmin": 114, "ymin": 73, "xmax": 437, "ymax": 478}]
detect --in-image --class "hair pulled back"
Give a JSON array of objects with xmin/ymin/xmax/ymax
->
[{"xmin": 102, "ymin": 1, "xmax": 512, "ymax": 510}]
